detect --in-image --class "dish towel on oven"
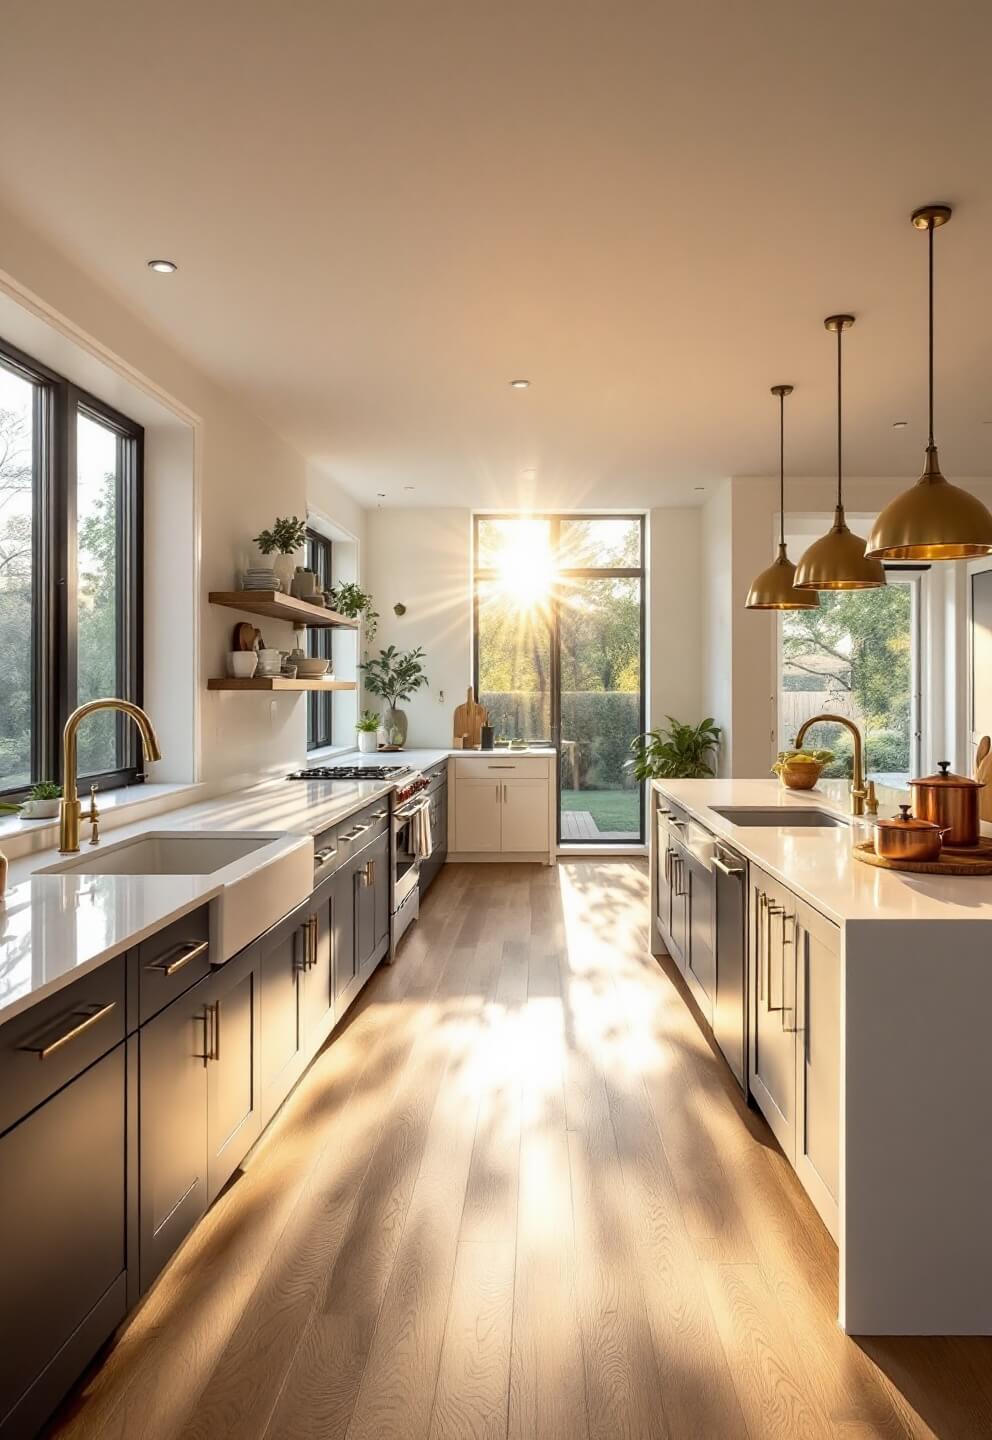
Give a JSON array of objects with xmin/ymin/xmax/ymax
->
[{"xmin": 413, "ymin": 801, "xmax": 433, "ymax": 860}]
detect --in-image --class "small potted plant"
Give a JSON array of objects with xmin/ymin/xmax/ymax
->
[
  {"xmin": 355, "ymin": 709, "xmax": 381, "ymax": 754},
  {"xmin": 628, "ymin": 716, "xmax": 722, "ymax": 779},
  {"xmin": 359, "ymin": 645, "xmax": 428, "ymax": 748},
  {"xmin": 327, "ymin": 582, "xmax": 379, "ymax": 641},
  {"xmin": 772, "ymin": 748, "xmax": 834, "ymax": 791},
  {"xmin": 253, "ymin": 515, "xmax": 307, "ymax": 590},
  {"xmin": 0, "ymin": 781, "xmax": 64, "ymax": 819}
]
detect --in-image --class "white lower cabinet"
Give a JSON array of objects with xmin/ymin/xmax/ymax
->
[
  {"xmin": 451, "ymin": 757, "xmax": 553, "ymax": 858},
  {"xmin": 748, "ymin": 864, "xmax": 840, "ymax": 1240}
]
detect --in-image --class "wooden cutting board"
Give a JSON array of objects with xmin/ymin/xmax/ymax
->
[
  {"xmin": 452, "ymin": 686, "xmax": 487, "ymax": 749},
  {"xmin": 976, "ymin": 735, "xmax": 992, "ymax": 823}
]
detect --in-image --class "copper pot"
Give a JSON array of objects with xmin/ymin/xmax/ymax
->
[
  {"xmin": 909, "ymin": 761, "xmax": 983, "ymax": 847},
  {"xmin": 873, "ymin": 805, "xmax": 948, "ymax": 863}
]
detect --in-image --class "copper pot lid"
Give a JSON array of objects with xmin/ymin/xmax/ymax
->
[
  {"xmin": 910, "ymin": 760, "xmax": 984, "ymax": 790},
  {"xmin": 875, "ymin": 804, "xmax": 943, "ymax": 832}
]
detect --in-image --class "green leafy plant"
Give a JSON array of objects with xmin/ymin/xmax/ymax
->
[
  {"xmin": 359, "ymin": 645, "xmax": 428, "ymax": 708},
  {"xmin": 0, "ymin": 780, "xmax": 62, "ymax": 814},
  {"xmin": 355, "ymin": 709, "xmax": 381, "ymax": 733},
  {"xmin": 628, "ymin": 716, "xmax": 721, "ymax": 780},
  {"xmin": 253, "ymin": 515, "xmax": 307, "ymax": 556},
  {"xmin": 328, "ymin": 582, "xmax": 379, "ymax": 642}
]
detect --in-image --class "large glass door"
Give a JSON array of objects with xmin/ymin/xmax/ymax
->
[{"xmin": 474, "ymin": 515, "xmax": 645, "ymax": 845}]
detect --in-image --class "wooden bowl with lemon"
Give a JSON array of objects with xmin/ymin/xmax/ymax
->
[{"xmin": 772, "ymin": 748, "xmax": 834, "ymax": 791}]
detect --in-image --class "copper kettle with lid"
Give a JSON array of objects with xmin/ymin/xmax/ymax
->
[{"xmin": 909, "ymin": 761, "xmax": 983, "ymax": 847}]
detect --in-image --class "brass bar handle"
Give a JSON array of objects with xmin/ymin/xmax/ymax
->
[
  {"xmin": 780, "ymin": 913, "xmax": 796, "ymax": 1032},
  {"xmin": 149, "ymin": 939, "xmax": 209, "ymax": 977},
  {"xmin": 371, "ymin": 809, "xmax": 388, "ymax": 820},
  {"xmin": 20, "ymin": 1001, "xmax": 116, "ymax": 1061},
  {"xmin": 212, "ymin": 1001, "xmax": 221, "ymax": 1061},
  {"xmin": 310, "ymin": 914, "xmax": 318, "ymax": 968},
  {"xmin": 198, "ymin": 1009, "xmax": 210, "ymax": 1067},
  {"xmin": 297, "ymin": 922, "xmax": 311, "ymax": 971},
  {"xmin": 315, "ymin": 846, "xmax": 338, "ymax": 864},
  {"xmin": 765, "ymin": 905, "xmax": 786, "ymax": 1013},
  {"xmin": 712, "ymin": 855, "xmax": 744, "ymax": 878}
]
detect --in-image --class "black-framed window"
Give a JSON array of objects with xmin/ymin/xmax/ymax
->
[
  {"xmin": 472, "ymin": 514, "xmax": 646, "ymax": 845},
  {"xmin": 306, "ymin": 527, "xmax": 333, "ymax": 750},
  {"xmin": 0, "ymin": 337, "xmax": 143, "ymax": 797}
]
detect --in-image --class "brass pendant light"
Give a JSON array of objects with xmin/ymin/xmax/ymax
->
[
  {"xmin": 746, "ymin": 385, "xmax": 820, "ymax": 610},
  {"xmin": 866, "ymin": 205, "xmax": 992, "ymax": 560},
  {"xmin": 794, "ymin": 315, "xmax": 886, "ymax": 590}
]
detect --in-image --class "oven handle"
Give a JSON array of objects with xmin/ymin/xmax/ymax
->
[{"xmin": 394, "ymin": 798, "xmax": 430, "ymax": 821}]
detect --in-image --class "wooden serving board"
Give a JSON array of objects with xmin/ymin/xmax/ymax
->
[
  {"xmin": 452, "ymin": 686, "xmax": 487, "ymax": 749},
  {"xmin": 976, "ymin": 735, "xmax": 992, "ymax": 824},
  {"xmin": 853, "ymin": 838, "xmax": 992, "ymax": 876}
]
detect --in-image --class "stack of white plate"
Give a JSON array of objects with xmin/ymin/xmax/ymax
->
[{"xmin": 243, "ymin": 568, "xmax": 280, "ymax": 591}]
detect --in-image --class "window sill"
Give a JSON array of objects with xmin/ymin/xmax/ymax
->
[
  {"xmin": 305, "ymin": 743, "xmax": 357, "ymax": 763},
  {"xmin": 0, "ymin": 781, "xmax": 206, "ymax": 863}
]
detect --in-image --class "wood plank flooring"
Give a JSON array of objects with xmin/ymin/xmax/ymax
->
[{"xmin": 48, "ymin": 861, "xmax": 992, "ymax": 1440}]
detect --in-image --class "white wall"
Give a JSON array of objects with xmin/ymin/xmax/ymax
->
[
  {"xmin": 364, "ymin": 508, "xmax": 472, "ymax": 746},
  {"xmin": 0, "ymin": 199, "xmax": 366, "ymax": 785},
  {"xmin": 647, "ymin": 507, "xmax": 701, "ymax": 731}
]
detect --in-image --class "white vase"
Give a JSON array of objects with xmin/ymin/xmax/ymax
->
[
  {"xmin": 357, "ymin": 730, "xmax": 379, "ymax": 754},
  {"xmin": 273, "ymin": 553, "xmax": 296, "ymax": 591}
]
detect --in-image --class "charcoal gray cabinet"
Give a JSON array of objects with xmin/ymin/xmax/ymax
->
[
  {"xmin": 138, "ymin": 977, "xmax": 210, "ymax": 1293},
  {"xmin": 140, "ymin": 942, "xmax": 261, "ymax": 1290},
  {"xmin": 0, "ymin": 1044, "xmax": 127, "ymax": 1440},
  {"xmin": 206, "ymin": 943, "xmax": 261, "ymax": 1198},
  {"xmin": 258, "ymin": 902, "xmax": 309, "ymax": 1126},
  {"xmin": 305, "ymin": 871, "xmax": 337, "ymax": 1049},
  {"xmin": 354, "ymin": 828, "xmax": 389, "ymax": 984}
]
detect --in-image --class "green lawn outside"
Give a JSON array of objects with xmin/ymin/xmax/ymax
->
[{"xmin": 560, "ymin": 788, "xmax": 640, "ymax": 832}]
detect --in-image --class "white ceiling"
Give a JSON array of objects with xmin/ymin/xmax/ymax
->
[{"xmin": 2, "ymin": 1, "xmax": 992, "ymax": 509}]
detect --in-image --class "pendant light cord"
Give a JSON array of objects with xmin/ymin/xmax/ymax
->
[
  {"xmin": 779, "ymin": 388, "xmax": 786, "ymax": 548},
  {"xmin": 928, "ymin": 219, "xmax": 935, "ymax": 447},
  {"xmin": 836, "ymin": 324, "xmax": 843, "ymax": 510}
]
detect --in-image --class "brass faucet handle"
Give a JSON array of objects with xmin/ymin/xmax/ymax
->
[
  {"xmin": 87, "ymin": 785, "xmax": 101, "ymax": 846},
  {"xmin": 864, "ymin": 780, "xmax": 879, "ymax": 817}
]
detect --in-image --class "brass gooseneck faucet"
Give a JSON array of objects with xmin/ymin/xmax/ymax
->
[
  {"xmin": 59, "ymin": 700, "xmax": 162, "ymax": 853},
  {"xmin": 793, "ymin": 712, "xmax": 872, "ymax": 817}
]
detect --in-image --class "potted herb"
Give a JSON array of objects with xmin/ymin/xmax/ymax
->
[
  {"xmin": 327, "ymin": 582, "xmax": 379, "ymax": 641},
  {"xmin": 1, "ymin": 781, "xmax": 64, "ymax": 819},
  {"xmin": 355, "ymin": 709, "xmax": 381, "ymax": 754},
  {"xmin": 628, "ymin": 717, "xmax": 722, "ymax": 780},
  {"xmin": 253, "ymin": 515, "xmax": 307, "ymax": 590},
  {"xmin": 359, "ymin": 645, "xmax": 428, "ymax": 748}
]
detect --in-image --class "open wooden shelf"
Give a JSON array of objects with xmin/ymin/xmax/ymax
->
[
  {"xmin": 208, "ymin": 590, "xmax": 360, "ymax": 629},
  {"xmin": 207, "ymin": 677, "xmax": 359, "ymax": 693}
]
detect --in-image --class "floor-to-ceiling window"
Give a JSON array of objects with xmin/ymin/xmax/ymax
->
[
  {"xmin": 777, "ymin": 569, "xmax": 923, "ymax": 787},
  {"xmin": 473, "ymin": 514, "xmax": 645, "ymax": 844}
]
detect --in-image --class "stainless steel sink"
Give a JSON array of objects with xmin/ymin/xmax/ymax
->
[{"xmin": 711, "ymin": 806, "xmax": 847, "ymax": 829}]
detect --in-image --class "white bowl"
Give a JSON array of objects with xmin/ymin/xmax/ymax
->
[
  {"xmin": 227, "ymin": 651, "xmax": 258, "ymax": 678},
  {"xmin": 295, "ymin": 657, "xmax": 330, "ymax": 678}
]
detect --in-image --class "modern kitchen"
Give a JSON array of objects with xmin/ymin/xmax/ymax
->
[{"xmin": 3, "ymin": 5, "xmax": 992, "ymax": 1439}]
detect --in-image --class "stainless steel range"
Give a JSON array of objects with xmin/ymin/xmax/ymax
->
[{"xmin": 285, "ymin": 762, "xmax": 433, "ymax": 949}]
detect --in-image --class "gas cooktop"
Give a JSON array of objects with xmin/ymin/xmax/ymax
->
[{"xmin": 286, "ymin": 764, "xmax": 413, "ymax": 781}]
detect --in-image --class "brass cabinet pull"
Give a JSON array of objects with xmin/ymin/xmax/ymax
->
[
  {"xmin": 765, "ymin": 905, "xmax": 786, "ymax": 1013},
  {"xmin": 149, "ymin": 938, "xmax": 209, "ymax": 977},
  {"xmin": 315, "ymin": 846, "xmax": 338, "ymax": 865},
  {"xmin": 713, "ymin": 855, "xmax": 744, "ymax": 878},
  {"xmin": 350, "ymin": 822, "xmax": 371, "ymax": 836},
  {"xmin": 371, "ymin": 809, "xmax": 388, "ymax": 820},
  {"xmin": 19, "ymin": 1001, "xmax": 117, "ymax": 1061},
  {"xmin": 198, "ymin": 1009, "xmax": 210, "ymax": 1067},
  {"xmin": 297, "ymin": 921, "xmax": 312, "ymax": 972},
  {"xmin": 310, "ymin": 914, "xmax": 318, "ymax": 968},
  {"xmin": 212, "ymin": 1002, "xmax": 220, "ymax": 1061}
]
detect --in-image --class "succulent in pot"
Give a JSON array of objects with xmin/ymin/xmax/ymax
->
[{"xmin": 772, "ymin": 747, "xmax": 834, "ymax": 791}]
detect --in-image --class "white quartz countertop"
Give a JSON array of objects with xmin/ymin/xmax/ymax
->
[
  {"xmin": 654, "ymin": 778, "xmax": 992, "ymax": 925},
  {"xmin": 0, "ymin": 772, "xmax": 401, "ymax": 1025}
]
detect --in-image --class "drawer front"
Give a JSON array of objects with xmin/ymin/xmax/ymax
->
[
  {"xmin": 337, "ymin": 798, "xmax": 390, "ymax": 856},
  {"xmin": 423, "ymin": 762, "xmax": 448, "ymax": 795},
  {"xmin": 453, "ymin": 756, "xmax": 551, "ymax": 779},
  {"xmin": 135, "ymin": 905, "xmax": 212, "ymax": 1026},
  {"xmin": 0, "ymin": 956, "xmax": 126, "ymax": 1136}
]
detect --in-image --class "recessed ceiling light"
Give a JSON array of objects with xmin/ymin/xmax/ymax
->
[
  {"xmin": 146, "ymin": 259, "xmax": 177, "ymax": 273},
  {"xmin": 509, "ymin": 379, "xmax": 530, "ymax": 389},
  {"xmin": 892, "ymin": 420, "xmax": 909, "ymax": 429}
]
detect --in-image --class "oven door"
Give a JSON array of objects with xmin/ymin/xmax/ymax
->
[{"xmin": 393, "ymin": 798, "xmax": 432, "ymax": 907}]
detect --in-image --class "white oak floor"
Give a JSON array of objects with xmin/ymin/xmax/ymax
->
[{"xmin": 49, "ymin": 861, "xmax": 992, "ymax": 1440}]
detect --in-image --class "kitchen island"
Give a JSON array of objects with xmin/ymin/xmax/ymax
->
[{"xmin": 649, "ymin": 777, "xmax": 992, "ymax": 1336}]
